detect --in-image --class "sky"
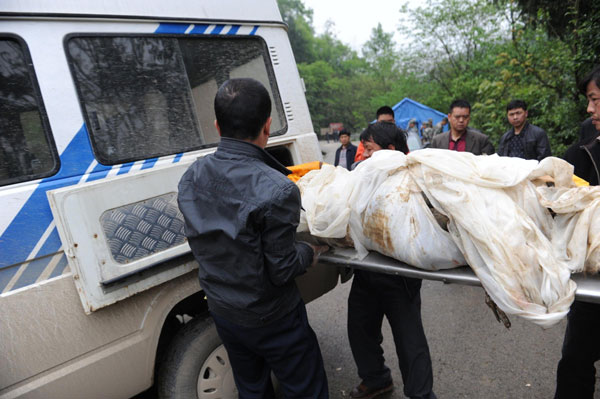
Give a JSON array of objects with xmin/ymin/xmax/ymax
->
[{"xmin": 300, "ymin": 0, "xmax": 414, "ymax": 53}]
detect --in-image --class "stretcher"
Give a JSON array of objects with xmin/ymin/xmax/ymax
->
[{"xmin": 320, "ymin": 250, "xmax": 600, "ymax": 304}]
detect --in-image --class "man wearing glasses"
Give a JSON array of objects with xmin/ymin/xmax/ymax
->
[{"xmin": 430, "ymin": 99, "xmax": 495, "ymax": 155}]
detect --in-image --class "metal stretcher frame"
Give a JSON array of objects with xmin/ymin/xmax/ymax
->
[{"xmin": 320, "ymin": 251, "xmax": 600, "ymax": 304}]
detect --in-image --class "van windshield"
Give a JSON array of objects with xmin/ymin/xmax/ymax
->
[{"xmin": 67, "ymin": 35, "xmax": 286, "ymax": 165}]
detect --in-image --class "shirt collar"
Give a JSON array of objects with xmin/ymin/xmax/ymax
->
[{"xmin": 450, "ymin": 130, "xmax": 467, "ymax": 142}]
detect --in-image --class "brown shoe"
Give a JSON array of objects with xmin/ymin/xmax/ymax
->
[{"xmin": 349, "ymin": 382, "xmax": 393, "ymax": 399}]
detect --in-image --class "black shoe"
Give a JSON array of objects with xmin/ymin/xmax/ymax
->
[{"xmin": 349, "ymin": 381, "xmax": 393, "ymax": 399}]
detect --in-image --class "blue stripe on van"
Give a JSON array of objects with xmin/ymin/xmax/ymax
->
[
  {"xmin": 117, "ymin": 162, "xmax": 134, "ymax": 175},
  {"xmin": 12, "ymin": 254, "xmax": 56, "ymax": 290},
  {"xmin": 0, "ymin": 267, "xmax": 18, "ymax": 293},
  {"xmin": 211, "ymin": 25, "xmax": 225, "ymax": 35},
  {"xmin": 141, "ymin": 157, "xmax": 159, "ymax": 170},
  {"xmin": 189, "ymin": 24, "xmax": 209, "ymax": 34},
  {"xmin": 173, "ymin": 153, "xmax": 184, "ymax": 163},
  {"xmin": 155, "ymin": 23, "xmax": 190, "ymax": 34},
  {"xmin": 85, "ymin": 162, "xmax": 112, "ymax": 182},
  {"xmin": 49, "ymin": 254, "xmax": 69, "ymax": 278},
  {"xmin": 36, "ymin": 227, "xmax": 62, "ymax": 258},
  {"xmin": 227, "ymin": 25, "xmax": 241, "ymax": 35},
  {"xmin": 0, "ymin": 125, "xmax": 94, "ymax": 269},
  {"xmin": 249, "ymin": 25, "xmax": 259, "ymax": 35}
]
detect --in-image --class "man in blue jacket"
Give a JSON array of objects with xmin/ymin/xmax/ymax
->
[
  {"xmin": 334, "ymin": 129, "xmax": 357, "ymax": 169},
  {"xmin": 497, "ymin": 99, "xmax": 552, "ymax": 160},
  {"xmin": 178, "ymin": 78, "xmax": 328, "ymax": 398}
]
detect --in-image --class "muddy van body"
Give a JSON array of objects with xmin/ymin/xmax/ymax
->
[{"xmin": 0, "ymin": 1, "xmax": 339, "ymax": 397}]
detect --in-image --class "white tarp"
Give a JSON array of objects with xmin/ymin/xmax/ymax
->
[{"xmin": 297, "ymin": 149, "xmax": 598, "ymax": 328}]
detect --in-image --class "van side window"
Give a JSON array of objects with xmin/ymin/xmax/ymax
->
[
  {"xmin": 67, "ymin": 35, "xmax": 286, "ymax": 166},
  {"xmin": 0, "ymin": 37, "xmax": 59, "ymax": 186}
]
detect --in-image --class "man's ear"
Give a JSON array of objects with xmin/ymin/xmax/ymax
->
[
  {"xmin": 263, "ymin": 117, "xmax": 272, "ymax": 138},
  {"xmin": 214, "ymin": 120, "xmax": 221, "ymax": 136},
  {"xmin": 387, "ymin": 144, "xmax": 396, "ymax": 150}
]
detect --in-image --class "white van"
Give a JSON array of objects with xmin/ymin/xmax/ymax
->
[{"xmin": 0, "ymin": 1, "xmax": 340, "ymax": 397}]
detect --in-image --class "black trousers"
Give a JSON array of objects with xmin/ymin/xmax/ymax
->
[
  {"xmin": 211, "ymin": 301, "xmax": 329, "ymax": 399},
  {"xmin": 555, "ymin": 300, "xmax": 600, "ymax": 398},
  {"xmin": 348, "ymin": 270, "xmax": 436, "ymax": 399}
]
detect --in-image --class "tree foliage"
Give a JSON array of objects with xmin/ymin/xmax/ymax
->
[{"xmin": 277, "ymin": 0, "xmax": 596, "ymax": 155}]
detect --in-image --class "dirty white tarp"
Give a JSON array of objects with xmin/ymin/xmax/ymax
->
[{"xmin": 297, "ymin": 149, "xmax": 600, "ymax": 328}]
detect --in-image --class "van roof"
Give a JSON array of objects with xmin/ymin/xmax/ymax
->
[{"xmin": 0, "ymin": 0, "xmax": 284, "ymax": 24}]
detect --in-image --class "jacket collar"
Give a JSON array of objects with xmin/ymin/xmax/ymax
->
[
  {"xmin": 217, "ymin": 137, "xmax": 292, "ymax": 176},
  {"xmin": 464, "ymin": 129, "xmax": 475, "ymax": 153},
  {"xmin": 507, "ymin": 122, "xmax": 530, "ymax": 138}
]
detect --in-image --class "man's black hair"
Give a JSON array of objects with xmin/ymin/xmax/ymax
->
[
  {"xmin": 506, "ymin": 99, "xmax": 527, "ymax": 112},
  {"xmin": 578, "ymin": 66, "xmax": 600, "ymax": 96},
  {"xmin": 364, "ymin": 122, "xmax": 408, "ymax": 154},
  {"xmin": 449, "ymin": 99, "xmax": 471, "ymax": 113},
  {"xmin": 376, "ymin": 106, "xmax": 394, "ymax": 118},
  {"xmin": 214, "ymin": 78, "xmax": 271, "ymax": 140},
  {"xmin": 359, "ymin": 127, "xmax": 370, "ymax": 143},
  {"xmin": 339, "ymin": 129, "xmax": 350, "ymax": 137}
]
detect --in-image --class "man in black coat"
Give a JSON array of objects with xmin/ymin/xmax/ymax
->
[
  {"xmin": 578, "ymin": 117, "xmax": 597, "ymax": 142},
  {"xmin": 334, "ymin": 129, "xmax": 357, "ymax": 169},
  {"xmin": 555, "ymin": 66, "xmax": 600, "ymax": 399},
  {"xmin": 178, "ymin": 78, "xmax": 329, "ymax": 398},
  {"xmin": 497, "ymin": 99, "xmax": 552, "ymax": 160}
]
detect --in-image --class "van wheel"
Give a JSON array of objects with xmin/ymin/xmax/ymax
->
[{"xmin": 157, "ymin": 316, "xmax": 237, "ymax": 399}]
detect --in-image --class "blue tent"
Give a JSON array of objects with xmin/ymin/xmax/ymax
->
[{"xmin": 390, "ymin": 98, "xmax": 448, "ymax": 134}]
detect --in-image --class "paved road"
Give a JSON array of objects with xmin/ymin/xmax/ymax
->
[{"xmin": 309, "ymin": 140, "xmax": 596, "ymax": 398}]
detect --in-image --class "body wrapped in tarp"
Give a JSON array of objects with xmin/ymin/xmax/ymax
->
[{"xmin": 297, "ymin": 149, "xmax": 600, "ymax": 328}]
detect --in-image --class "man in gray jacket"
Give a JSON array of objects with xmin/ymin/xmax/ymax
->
[
  {"xmin": 430, "ymin": 99, "xmax": 494, "ymax": 155},
  {"xmin": 497, "ymin": 99, "xmax": 551, "ymax": 160},
  {"xmin": 178, "ymin": 78, "xmax": 328, "ymax": 398}
]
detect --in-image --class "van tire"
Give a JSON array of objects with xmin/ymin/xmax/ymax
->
[{"xmin": 157, "ymin": 316, "xmax": 237, "ymax": 399}]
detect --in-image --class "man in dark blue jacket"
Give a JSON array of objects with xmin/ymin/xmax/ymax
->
[
  {"xmin": 334, "ymin": 129, "xmax": 357, "ymax": 169},
  {"xmin": 178, "ymin": 78, "xmax": 328, "ymax": 398},
  {"xmin": 497, "ymin": 99, "xmax": 552, "ymax": 160}
]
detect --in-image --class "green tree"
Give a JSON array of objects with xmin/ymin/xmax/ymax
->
[
  {"xmin": 277, "ymin": 0, "xmax": 317, "ymax": 63},
  {"xmin": 362, "ymin": 23, "xmax": 399, "ymax": 87},
  {"xmin": 398, "ymin": 0, "xmax": 585, "ymax": 154}
]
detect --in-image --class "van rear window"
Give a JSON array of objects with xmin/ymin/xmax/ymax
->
[
  {"xmin": 66, "ymin": 35, "xmax": 286, "ymax": 165},
  {"xmin": 0, "ymin": 37, "xmax": 58, "ymax": 186}
]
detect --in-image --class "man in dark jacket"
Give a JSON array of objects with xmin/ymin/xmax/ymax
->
[
  {"xmin": 430, "ymin": 99, "xmax": 494, "ymax": 155},
  {"xmin": 497, "ymin": 100, "xmax": 551, "ymax": 160},
  {"xmin": 178, "ymin": 78, "xmax": 328, "ymax": 398},
  {"xmin": 347, "ymin": 122, "xmax": 436, "ymax": 399},
  {"xmin": 555, "ymin": 66, "xmax": 600, "ymax": 399},
  {"xmin": 334, "ymin": 129, "xmax": 357, "ymax": 169},
  {"xmin": 578, "ymin": 117, "xmax": 597, "ymax": 142}
]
